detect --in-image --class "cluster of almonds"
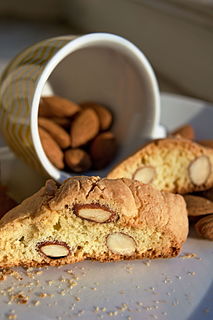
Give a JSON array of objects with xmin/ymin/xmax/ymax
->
[
  {"xmin": 38, "ymin": 96, "xmax": 117, "ymax": 172},
  {"xmin": 171, "ymin": 124, "xmax": 213, "ymax": 241}
]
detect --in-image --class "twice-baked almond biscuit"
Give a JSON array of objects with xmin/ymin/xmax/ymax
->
[
  {"xmin": 38, "ymin": 117, "xmax": 70, "ymax": 149},
  {"xmin": 183, "ymin": 195, "xmax": 213, "ymax": 216},
  {"xmin": 70, "ymin": 109, "xmax": 100, "ymax": 147},
  {"xmin": 39, "ymin": 127, "xmax": 64, "ymax": 169},
  {"xmin": 39, "ymin": 96, "xmax": 80, "ymax": 118},
  {"xmin": 80, "ymin": 102, "xmax": 112, "ymax": 131},
  {"xmin": 170, "ymin": 124, "xmax": 195, "ymax": 140},
  {"xmin": 107, "ymin": 138, "xmax": 213, "ymax": 194},
  {"xmin": 0, "ymin": 176, "xmax": 188, "ymax": 268}
]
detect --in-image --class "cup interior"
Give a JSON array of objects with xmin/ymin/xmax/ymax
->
[{"xmin": 33, "ymin": 34, "xmax": 160, "ymax": 181}]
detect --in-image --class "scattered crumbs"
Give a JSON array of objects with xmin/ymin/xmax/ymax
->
[
  {"xmin": 77, "ymin": 310, "xmax": 85, "ymax": 317},
  {"xmin": 137, "ymin": 301, "xmax": 143, "ymax": 306},
  {"xmin": 59, "ymin": 290, "xmax": 66, "ymax": 296},
  {"xmin": 179, "ymin": 252, "xmax": 200, "ymax": 260},
  {"xmin": 7, "ymin": 314, "xmax": 17, "ymax": 320},
  {"xmin": 127, "ymin": 317, "xmax": 132, "ymax": 320},
  {"xmin": 38, "ymin": 292, "xmax": 48, "ymax": 298},
  {"xmin": 101, "ymin": 307, "xmax": 106, "ymax": 312},
  {"xmin": 150, "ymin": 315, "xmax": 158, "ymax": 319},
  {"xmin": 12, "ymin": 293, "xmax": 29, "ymax": 304},
  {"xmin": 119, "ymin": 290, "xmax": 126, "ymax": 295},
  {"xmin": 117, "ymin": 304, "xmax": 127, "ymax": 311},
  {"xmin": 94, "ymin": 306, "xmax": 100, "ymax": 313},
  {"xmin": 67, "ymin": 280, "xmax": 77, "ymax": 288},
  {"xmin": 91, "ymin": 287, "xmax": 97, "ymax": 291},
  {"xmin": 143, "ymin": 260, "xmax": 151, "ymax": 267},
  {"xmin": 166, "ymin": 292, "xmax": 171, "ymax": 296},
  {"xmin": 136, "ymin": 285, "xmax": 140, "ymax": 289},
  {"xmin": 162, "ymin": 311, "xmax": 167, "ymax": 316},
  {"xmin": 172, "ymin": 299, "xmax": 179, "ymax": 306},
  {"xmin": 75, "ymin": 296, "xmax": 80, "ymax": 302},
  {"xmin": 163, "ymin": 277, "xmax": 172, "ymax": 284},
  {"xmin": 108, "ymin": 311, "xmax": 118, "ymax": 316},
  {"xmin": 33, "ymin": 300, "xmax": 40, "ymax": 306},
  {"xmin": 176, "ymin": 275, "xmax": 182, "ymax": 280},
  {"xmin": 187, "ymin": 271, "xmax": 196, "ymax": 276},
  {"xmin": 46, "ymin": 280, "xmax": 54, "ymax": 286}
]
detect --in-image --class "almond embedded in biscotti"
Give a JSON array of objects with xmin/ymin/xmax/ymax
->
[
  {"xmin": 39, "ymin": 127, "xmax": 64, "ymax": 169},
  {"xmin": 70, "ymin": 109, "xmax": 100, "ymax": 147},
  {"xmin": 106, "ymin": 232, "xmax": 136, "ymax": 255},
  {"xmin": 188, "ymin": 155, "xmax": 211, "ymax": 186},
  {"xmin": 38, "ymin": 117, "xmax": 70, "ymax": 149},
  {"xmin": 73, "ymin": 203, "xmax": 118, "ymax": 223},
  {"xmin": 133, "ymin": 166, "xmax": 156, "ymax": 184},
  {"xmin": 39, "ymin": 96, "xmax": 81, "ymax": 118},
  {"xmin": 198, "ymin": 140, "xmax": 213, "ymax": 149},
  {"xmin": 37, "ymin": 241, "xmax": 70, "ymax": 258},
  {"xmin": 170, "ymin": 124, "xmax": 195, "ymax": 140},
  {"xmin": 90, "ymin": 132, "xmax": 117, "ymax": 169},
  {"xmin": 183, "ymin": 195, "xmax": 213, "ymax": 216},
  {"xmin": 80, "ymin": 102, "xmax": 112, "ymax": 131},
  {"xmin": 64, "ymin": 149, "xmax": 92, "ymax": 173},
  {"xmin": 195, "ymin": 215, "xmax": 213, "ymax": 240}
]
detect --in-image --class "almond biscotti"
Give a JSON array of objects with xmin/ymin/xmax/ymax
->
[
  {"xmin": 107, "ymin": 138, "xmax": 213, "ymax": 194},
  {"xmin": 0, "ymin": 176, "xmax": 188, "ymax": 268}
]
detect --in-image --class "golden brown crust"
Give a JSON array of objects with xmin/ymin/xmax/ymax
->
[{"xmin": 107, "ymin": 138, "xmax": 213, "ymax": 194}]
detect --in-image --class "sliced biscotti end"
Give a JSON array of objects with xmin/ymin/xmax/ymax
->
[
  {"xmin": 107, "ymin": 138, "xmax": 213, "ymax": 194},
  {"xmin": 0, "ymin": 176, "xmax": 188, "ymax": 268}
]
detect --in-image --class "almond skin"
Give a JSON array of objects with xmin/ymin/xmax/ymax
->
[
  {"xmin": 184, "ymin": 195, "xmax": 213, "ymax": 216},
  {"xmin": 39, "ymin": 96, "xmax": 81, "ymax": 118},
  {"xmin": 70, "ymin": 109, "xmax": 100, "ymax": 147},
  {"xmin": 38, "ymin": 117, "xmax": 70, "ymax": 149},
  {"xmin": 195, "ymin": 215, "xmax": 213, "ymax": 240},
  {"xmin": 90, "ymin": 132, "xmax": 117, "ymax": 169},
  {"xmin": 64, "ymin": 149, "xmax": 92, "ymax": 173},
  {"xmin": 170, "ymin": 124, "xmax": 195, "ymax": 140},
  {"xmin": 39, "ymin": 127, "xmax": 64, "ymax": 169},
  {"xmin": 198, "ymin": 140, "xmax": 213, "ymax": 149},
  {"xmin": 80, "ymin": 102, "xmax": 112, "ymax": 131}
]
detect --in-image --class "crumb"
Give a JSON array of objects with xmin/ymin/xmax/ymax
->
[
  {"xmin": 33, "ymin": 300, "xmax": 40, "ymax": 306},
  {"xmin": 38, "ymin": 293, "xmax": 48, "ymax": 298},
  {"xmin": 179, "ymin": 253, "xmax": 199, "ymax": 259},
  {"xmin": 187, "ymin": 271, "xmax": 196, "ymax": 276},
  {"xmin": 75, "ymin": 296, "xmax": 80, "ymax": 302}
]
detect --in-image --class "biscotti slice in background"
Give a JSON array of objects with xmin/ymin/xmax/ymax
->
[
  {"xmin": 107, "ymin": 138, "xmax": 213, "ymax": 194},
  {"xmin": 0, "ymin": 176, "xmax": 188, "ymax": 268}
]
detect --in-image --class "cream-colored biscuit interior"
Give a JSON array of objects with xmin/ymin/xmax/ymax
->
[
  {"xmin": 109, "ymin": 142, "xmax": 213, "ymax": 193},
  {"xmin": 0, "ymin": 206, "xmax": 174, "ymax": 268}
]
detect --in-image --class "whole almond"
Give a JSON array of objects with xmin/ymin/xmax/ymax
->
[
  {"xmin": 195, "ymin": 215, "xmax": 213, "ymax": 240},
  {"xmin": 183, "ymin": 195, "xmax": 213, "ymax": 216},
  {"xmin": 65, "ymin": 148, "xmax": 92, "ymax": 172},
  {"xmin": 90, "ymin": 131, "xmax": 117, "ymax": 169},
  {"xmin": 70, "ymin": 109, "xmax": 100, "ymax": 147},
  {"xmin": 39, "ymin": 96, "xmax": 81, "ymax": 118},
  {"xmin": 170, "ymin": 124, "xmax": 195, "ymax": 140},
  {"xmin": 198, "ymin": 187, "xmax": 213, "ymax": 202},
  {"xmin": 38, "ymin": 117, "xmax": 70, "ymax": 149},
  {"xmin": 198, "ymin": 140, "xmax": 213, "ymax": 149},
  {"xmin": 80, "ymin": 102, "xmax": 112, "ymax": 131},
  {"xmin": 39, "ymin": 127, "xmax": 64, "ymax": 169}
]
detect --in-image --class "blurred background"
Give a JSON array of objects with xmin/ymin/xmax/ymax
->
[{"xmin": 0, "ymin": 0, "xmax": 213, "ymax": 102}]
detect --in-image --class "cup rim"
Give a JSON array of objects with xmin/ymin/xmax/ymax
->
[{"xmin": 31, "ymin": 32, "xmax": 160, "ymax": 182}]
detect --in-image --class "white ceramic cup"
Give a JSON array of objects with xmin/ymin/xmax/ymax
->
[{"xmin": 0, "ymin": 33, "xmax": 164, "ymax": 182}]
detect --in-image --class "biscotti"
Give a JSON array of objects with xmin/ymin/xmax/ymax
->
[
  {"xmin": 0, "ymin": 177, "xmax": 188, "ymax": 268},
  {"xmin": 107, "ymin": 138, "xmax": 213, "ymax": 194}
]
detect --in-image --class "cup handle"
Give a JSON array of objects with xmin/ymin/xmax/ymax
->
[{"xmin": 152, "ymin": 124, "xmax": 167, "ymax": 139}]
